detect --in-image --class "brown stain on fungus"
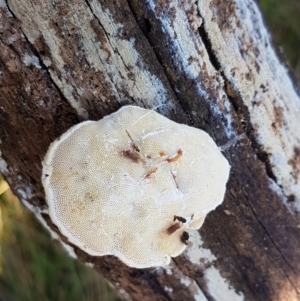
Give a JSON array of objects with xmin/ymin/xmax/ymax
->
[
  {"xmin": 144, "ymin": 167, "xmax": 158, "ymax": 179},
  {"xmin": 166, "ymin": 222, "xmax": 181, "ymax": 235},
  {"xmin": 121, "ymin": 149, "xmax": 140, "ymax": 163},
  {"xmin": 121, "ymin": 130, "xmax": 143, "ymax": 163},
  {"xmin": 167, "ymin": 149, "xmax": 183, "ymax": 163},
  {"xmin": 159, "ymin": 151, "xmax": 166, "ymax": 157}
]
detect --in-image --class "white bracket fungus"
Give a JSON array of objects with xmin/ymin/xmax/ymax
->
[{"xmin": 42, "ymin": 106, "xmax": 230, "ymax": 268}]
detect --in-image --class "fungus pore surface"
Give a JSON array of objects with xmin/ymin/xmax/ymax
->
[{"xmin": 42, "ymin": 106, "xmax": 230, "ymax": 268}]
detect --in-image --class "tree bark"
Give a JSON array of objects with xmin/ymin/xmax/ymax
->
[{"xmin": 1, "ymin": 0, "xmax": 300, "ymax": 300}]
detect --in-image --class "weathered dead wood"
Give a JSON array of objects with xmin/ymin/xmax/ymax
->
[{"xmin": 0, "ymin": 0, "xmax": 300, "ymax": 300}]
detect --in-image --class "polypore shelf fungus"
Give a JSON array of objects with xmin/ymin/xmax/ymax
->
[{"xmin": 42, "ymin": 106, "xmax": 230, "ymax": 268}]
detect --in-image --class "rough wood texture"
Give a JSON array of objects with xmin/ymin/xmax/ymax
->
[{"xmin": 0, "ymin": 0, "xmax": 300, "ymax": 300}]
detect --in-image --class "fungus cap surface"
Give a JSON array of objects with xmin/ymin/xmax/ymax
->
[{"xmin": 42, "ymin": 106, "xmax": 230, "ymax": 268}]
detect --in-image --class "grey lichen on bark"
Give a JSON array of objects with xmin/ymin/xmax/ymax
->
[{"xmin": 0, "ymin": 0, "xmax": 300, "ymax": 301}]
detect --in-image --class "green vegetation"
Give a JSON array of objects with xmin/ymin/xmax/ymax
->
[
  {"xmin": 0, "ymin": 181, "xmax": 118, "ymax": 301},
  {"xmin": 259, "ymin": 0, "xmax": 300, "ymax": 82}
]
